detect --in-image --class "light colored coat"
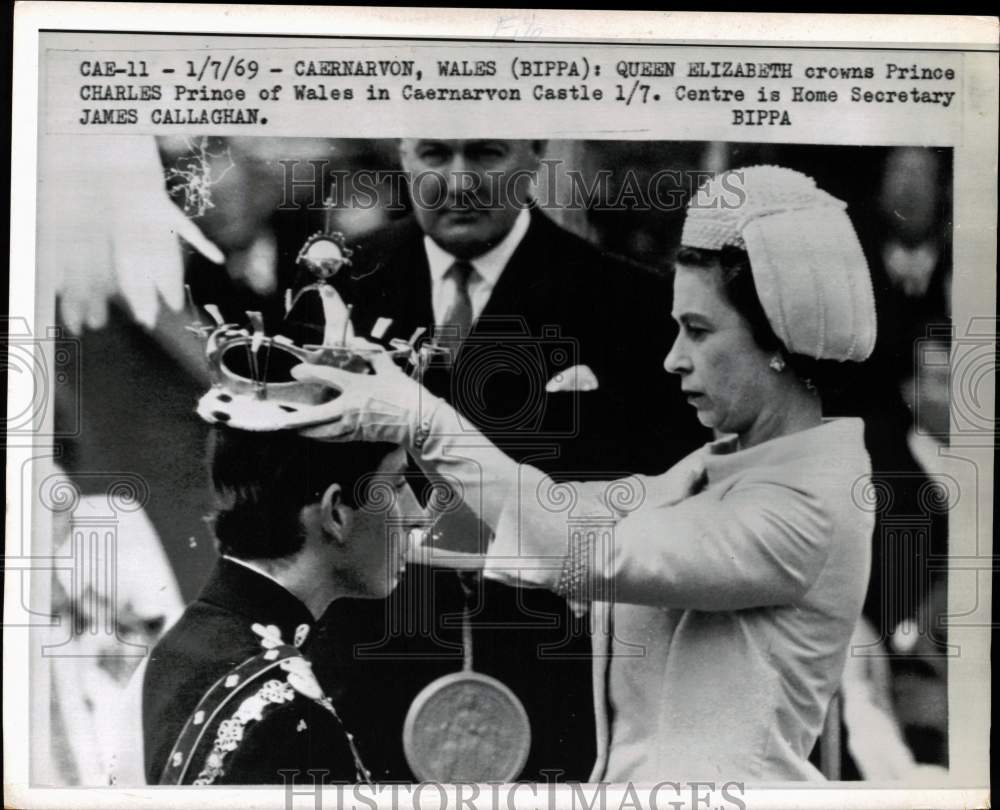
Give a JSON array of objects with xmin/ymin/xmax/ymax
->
[{"xmin": 485, "ymin": 418, "xmax": 874, "ymax": 782}]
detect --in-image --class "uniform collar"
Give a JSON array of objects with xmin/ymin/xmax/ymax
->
[
  {"xmin": 423, "ymin": 206, "xmax": 531, "ymax": 286},
  {"xmin": 222, "ymin": 554, "xmax": 288, "ymax": 590},
  {"xmin": 198, "ymin": 557, "xmax": 316, "ymax": 649}
]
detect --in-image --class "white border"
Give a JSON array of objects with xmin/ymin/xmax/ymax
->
[{"xmin": 7, "ymin": 4, "xmax": 997, "ymax": 810}]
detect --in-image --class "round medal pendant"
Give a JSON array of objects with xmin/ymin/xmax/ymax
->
[{"xmin": 403, "ymin": 671, "xmax": 531, "ymax": 782}]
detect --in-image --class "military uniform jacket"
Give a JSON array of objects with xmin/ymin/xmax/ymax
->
[{"xmin": 142, "ymin": 559, "xmax": 369, "ymax": 785}]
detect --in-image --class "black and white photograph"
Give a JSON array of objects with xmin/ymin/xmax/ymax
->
[{"xmin": 4, "ymin": 8, "xmax": 996, "ymax": 810}]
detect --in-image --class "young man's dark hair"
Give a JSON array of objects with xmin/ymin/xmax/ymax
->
[{"xmin": 208, "ymin": 426, "xmax": 397, "ymax": 560}]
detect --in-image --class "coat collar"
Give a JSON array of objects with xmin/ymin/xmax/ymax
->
[
  {"xmin": 703, "ymin": 418, "xmax": 867, "ymax": 485},
  {"xmin": 197, "ymin": 557, "xmax": 317, "ymax": 649}
]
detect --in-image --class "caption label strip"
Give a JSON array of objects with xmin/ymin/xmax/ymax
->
[{"xmin": 46, "ymin": 41, "xmax": 963, "ymax": 138}]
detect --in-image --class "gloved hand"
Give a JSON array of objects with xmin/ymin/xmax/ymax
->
[{"xmin": 290, "ymin": 351, "xmax": 445, "ymax": 449}]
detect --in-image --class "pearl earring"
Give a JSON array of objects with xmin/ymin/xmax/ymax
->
[{"xmin": 769, "ymin": 355, "xmax": 786, "ymax": 372}]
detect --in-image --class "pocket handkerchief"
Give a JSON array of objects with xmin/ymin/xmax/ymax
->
[{"xmin": 545, "ymin": 364, "xmax": 599, "ymax": 393}]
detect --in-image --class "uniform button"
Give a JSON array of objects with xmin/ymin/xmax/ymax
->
[{"xmin": 294, "ymin": 624, "xmax": 310, "ymax": 647}]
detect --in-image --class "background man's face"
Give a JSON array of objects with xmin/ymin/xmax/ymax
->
[{"xmin": 399, "ymin": 139, "xmax": 541, "ymax": 259}]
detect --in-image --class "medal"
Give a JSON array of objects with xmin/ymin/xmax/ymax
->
[{"xmin": 402, "ymin": 572, "xmax": 531, "ymax": 782}]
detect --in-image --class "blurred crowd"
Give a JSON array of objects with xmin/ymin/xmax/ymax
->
[{"xmin": 43, "ymin": 137, "xmax": 952, "ymax": 783}]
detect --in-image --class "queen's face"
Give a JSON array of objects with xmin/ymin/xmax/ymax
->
[{"xmin": 664, "ymin": 263, "xmax": 779, "ymax": 439}]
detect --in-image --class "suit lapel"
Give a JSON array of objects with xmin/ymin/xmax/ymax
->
[{"xmin": 472, "ymin": 211, "xmax": 558, "ymax": 336}]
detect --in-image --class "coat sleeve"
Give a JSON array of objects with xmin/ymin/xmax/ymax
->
[
  {"xmin": 483, "ymin": 466, "xmax": 835, "ymax": 612},
  {"xmin": 598, "ymin": 478, "xmax": 835, "ymax": 610},
  {"xmin": 415, "ymin": 401, "xmax": 834, "ymax": 612}
]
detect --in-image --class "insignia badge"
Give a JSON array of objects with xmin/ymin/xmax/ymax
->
[
  {"xmin": 293, "ymin": 623, "xmax": 310, "ymax": 647},
  {"xmin": 252, "ymin": 623, "xmax": 284, "ymax": 648}
]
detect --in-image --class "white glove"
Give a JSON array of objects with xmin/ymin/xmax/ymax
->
[{"xmin": 290, "ymin": 351, "xmax": 445, "ymax": 448}]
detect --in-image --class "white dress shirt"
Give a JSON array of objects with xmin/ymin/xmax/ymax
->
[{"xmin": 423, "ymin": 207, "xmax": 531, "ymax": 327}]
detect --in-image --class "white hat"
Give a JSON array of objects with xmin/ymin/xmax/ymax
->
[{"xmin": 681, "ymin": 165, "xmax": 877, "ymax": 363}]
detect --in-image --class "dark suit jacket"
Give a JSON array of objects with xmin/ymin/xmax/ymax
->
[
  {"xmin": 308, "ymin": 211, "xmax": 707, "ymax": 782},
  {"xmin": 143, "ymin": 559, "xmax": 363, "ymax": 785}
]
